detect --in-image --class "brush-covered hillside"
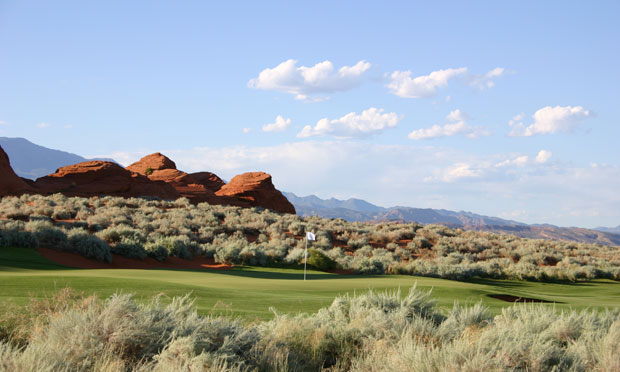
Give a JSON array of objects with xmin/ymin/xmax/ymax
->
[{"xmin": 1, "ymin": 193, "xmax": 618, "ymax": 282}]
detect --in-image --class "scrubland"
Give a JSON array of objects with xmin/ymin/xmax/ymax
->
[
  {"xmin": 1, "ymin": 287, "xmax": 619, "ymax": 372},
  {"xmin": 1, "ymin": 194, "xmax": 618, "ymax": 282}
]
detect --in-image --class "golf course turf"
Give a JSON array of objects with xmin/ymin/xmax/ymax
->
[{"xmin": 1, "ymin": 246, "xmax": 619, "ymax": 321}]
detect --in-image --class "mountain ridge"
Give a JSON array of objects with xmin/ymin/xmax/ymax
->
[
  {"xmin": 0, "ymin": 137, "xmax": 115, "ymax": 179},
  {"xmin": 284, "ymin": 192, "xmax": 620, "ymax": 246}
]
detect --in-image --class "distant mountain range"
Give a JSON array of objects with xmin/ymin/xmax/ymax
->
[
  {"xmin": 284, "ymin": 192, "xmax": 620, "ymax": 246},
  {"xmin": 1, "ymin": 137, "xmax": 618, "ymax": 246},
  {"xmin": 594, "ymin": 225, "xmax": 620, "ymax": 235},
  {"xmin": 0, "ymin": 137, "xmax": 115, "ymax": 179}
]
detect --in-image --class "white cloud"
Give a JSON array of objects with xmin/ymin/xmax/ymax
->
[
  {"xmin": 386, "ymin": 67, "xmax": 505, "ymax": 98},
  {"xmin": 408, "ymin": 109, "xmax": 491, "ymax": 140},
  {"xmin": 441, "ymin": 163, "xmax": 481, "ymax": 182},
  {"xmin": 468, "ymin": 67, "xmax": 506, "ymax": 89},
  {"xmin": 0, "ymin": 120, "xmax": 7, "ymax": 126},
  {"xmin": 495, "ymin": 155, "xmax": 530, "ymax": 168},
  {"xmin": 535, "ymin": 150, "xmax": 552, "ymax": 164},
  {"xmin": 513, "ymin": 155, "xmax": 529, "ymax": 166},
  {"xmin": 36, "ymin": 122, "xmax": 51, "ymax": 128},
  {"xmin": 262, "ymin": 115, "xmax": 292, "ymax": 132},
  {"xmin": 63, "ymin": 124, "xmax": 73, "ymax": 129},
  {"xmin": 509, "ymin": 105, "xmax": 594, "ymax": 136},
  {"xmin": 297, "ymin": 108, "xmax": 401, "ymax": 139},
  {"xmin": 387, "ymin": 67, "xmax": 467, "ymax": 98},
  {"xmin": 248, "ymin": 59, "xmax": 371, "ymax": 101},
  {"xmin": 242, "ymin": 128, "xmax": 251, "ymax": 134}
]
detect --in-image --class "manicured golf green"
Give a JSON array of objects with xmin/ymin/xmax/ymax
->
[{"xmin": 1, "ymin": 247, "xmax": 619, "ymax": 320}]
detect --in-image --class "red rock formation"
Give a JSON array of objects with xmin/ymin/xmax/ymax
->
[
  {"xmin": 126, "ymin": 153, "xmax": 216, "ymax": 202},
  {"xmin": 34, "ymin": 161, "xmax": 179, "ymax": 199},
  {"xmin": 216, "ymin": 172, "xmax": 295, "ymax": 214},
  {"xmin": 189, "ymin": 172, "xmax": 225, "ymax": 192},
  {"xmin": 126, "ymin": 152, "xmax": 177, "ymax": 174},
  {"xmin": 0, "ymin": 146, "xmax": 34, "ymax": 196},
  {"xmin": 4, "ymin": 148, "xmax": 295, "ymax": 214}
]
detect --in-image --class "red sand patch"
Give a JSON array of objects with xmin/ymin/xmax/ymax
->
[{"xmin": 38, "ymin": 247, "xmax": 232, "ymax": 270}]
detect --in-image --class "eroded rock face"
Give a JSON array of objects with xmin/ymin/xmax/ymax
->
[
  {"xmin": 216, "ymin": 172, "xmax": 295, "ymax": 214},
  {"xmin": 189, "ymin": 172, "xmax": 226, "ymax": 192},
  {"xmin": 35, "ymin": 161, "xmax": 180, "ymax": 199},
  {"xmin": 0, "ymin": 146, "xmax": 34, "ymax": 196},
  {"xmin": 126, "ymin": 152, "xmax": 177, "ymax": 174}
]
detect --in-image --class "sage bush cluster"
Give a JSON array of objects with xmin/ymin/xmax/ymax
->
[
  {"xmin": 1, "ymin": 194, "xmax": 619, "ymax": 282},
  {"xmin": 1, "ymin": 288, "xmax": 619, "ymax": 371}
]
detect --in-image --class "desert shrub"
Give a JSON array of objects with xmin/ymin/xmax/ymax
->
[
  {"xmin": 284, "ymin": 247, "xmax": 305, "ymax": 264},
  {"xmin": 112, "ymin": 238, "xmax": 147, "ymax": 260},
  {"xmin": 3, "ymin": 287, "xmax": 620, "ymax": 371},
  {"xmin": 307, "ymin": 248, "xmax": 337, "ymax": 271},
  {"xmin": 413, "ymin": 236, "xmax": 432, "ymax": 249},
  {"xmin": 51, "ymin": 206, "xmax": 73, "ymax": 220},
  {"xmin": 97, "ymin": 224, "xmax": 145, "ymax": 244},
  {"xmin": 154, "ymin": 236, "xmax": 199, "ymax": 260},
  {"xmin": 67, "ymin": 230, "xmax": 112, "ymax": 262},
  {"xmin": 239, "ymin": 245, "xmax": 267, "ymax": 266},
  {"xmin": 144, "ymin": 242, "xmax": 169, "ymax": 262},
  {"xmin": 25, "ymin": 221, "xmax": 69, "ymax": 250},
  {"xmin": 351, "ymin": 256, "xmax": 385, "ymax": 274},
  {"xmin": 0, "ymin": 228, "xmax": 38, "ymax": 249},
  {"xmin": 214, "ymin": 240, "xmax": 244, "ymax": 264}
]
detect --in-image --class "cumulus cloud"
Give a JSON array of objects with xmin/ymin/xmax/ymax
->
[
  {"xmin": 408, "ymin": 109, "xmax": 491, "ymax": 140},
  {"xmin": 248, "ymin": 59, "xmax": 371, "ymax": 101},
  {"xmin": 36, "ymin": 122, "xmax": 51, "ymax": 128},
  {"xmin": 509, "ymin": 106, "xmax": 594, "ymax": 136},
  {"xmin": 242, "ymin": 128, "xmax": 251, "ymax": 134},
  {"xmin": 297, "ymin": 107, "xmax": 401, "ymax": 138},
  {"xmin": 536, "ymin": 150, "xmax": 552, "ymax": 164},
  {"xmin": 262, "ymin": 115, "xmax": 292, "ymax": 132},
  {"xmin": 387, "ymin": 67, "xmax": 467, "ymax": 98},
  {"xmin": 387, "ymin": 67, "xmax": 504, "ymax": 98}
]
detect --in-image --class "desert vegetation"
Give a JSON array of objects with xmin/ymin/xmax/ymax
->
[
  {"xmin": 1, "ymin": 193, "xmax": 619, "ymax": 282},
  {"xmin": 1, "ymin": 287, "xmax": 619, "ymax": 371}
]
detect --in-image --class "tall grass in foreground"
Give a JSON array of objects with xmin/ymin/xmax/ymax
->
[{"xmin": 0, "ymin": 287, "xmax": 618, "ymax": 371}]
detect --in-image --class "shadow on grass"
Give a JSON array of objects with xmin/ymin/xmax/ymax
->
[
  {"xmin": 0, "ymin": 247, "xmax": 76, "ymax": 271},
  {"xmin": 155, "ymin": 266, "xmax": 383, "ymax": 281},
  {"xmin": 465, "ymin": 277, "xmax": 613, "ymax": 288}
]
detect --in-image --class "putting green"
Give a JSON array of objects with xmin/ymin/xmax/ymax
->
[{"xmin": 1, "ymin": 247, "xmax": 619, "ymax": 320}]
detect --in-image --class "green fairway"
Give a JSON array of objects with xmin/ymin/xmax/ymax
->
[{"xmin": 1, "ymin": 247, "xmax": 619, "ymax": 320}]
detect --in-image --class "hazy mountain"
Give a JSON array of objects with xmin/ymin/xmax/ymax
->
[
  {"xmin": 595, "ymin": 225, "xmax": 620, "ymax": 234},
  {"xmin": 0, "ymin": 137, "xmax": 115, "ymax": 179},
  {"xmin": 283, "ymin": 192, "xmax": 385, "ymax": 214},
  {"xmin": 284, "ymin": 192, "xmax": 524, "ymax": 227},
  {"xmin": 285, "ymin": 192, "xmax": 620, "ymax": 246}
]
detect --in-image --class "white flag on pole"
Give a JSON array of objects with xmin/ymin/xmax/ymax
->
[{"xmin": 306, "ymin": 231, "xmax": 316, "ymax": 241}]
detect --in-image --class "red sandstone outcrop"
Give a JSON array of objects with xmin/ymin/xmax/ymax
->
[
  {"xmin": 2, "ymin": 148, "xmax": 294, "ymax": 214},
  {"xmin": 216, "ymin": 172, "xmax": 296, "ymax": 214},
  {"xmin": 126, "ymin": 153, "xmax": 216, "ymax": 202},
  {"xmin": 34, "ymin": 161, "xmax": 180, "ymax": 199},
  {"xmin": 126, "ymin": 152, "xmax": 177, "ymax": 174},
  {"xmin": 0, "ymin": 146, "xmax": 34, "ymax": 196},
  {"xmin": 189, "ymin": 172, "xmax": 225, "ymax": 192}
]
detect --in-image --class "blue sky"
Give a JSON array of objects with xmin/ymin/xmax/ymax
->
[{"xmin": 1, "ymin": 1, "xmax": 619, "ymax": 227}]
